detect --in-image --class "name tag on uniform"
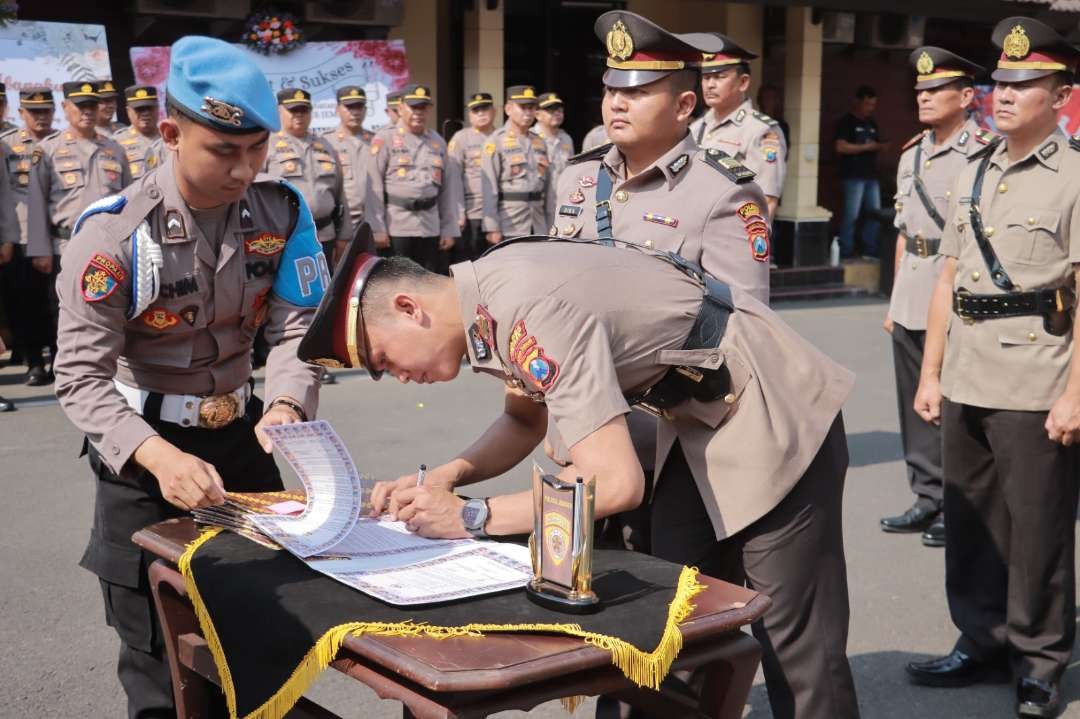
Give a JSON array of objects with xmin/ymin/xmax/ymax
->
[{"xmin": 558, "ymin": 205, "xmax": 582, "ymax": 217}]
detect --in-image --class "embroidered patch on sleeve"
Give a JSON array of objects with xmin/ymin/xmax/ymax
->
[
  {"xmin": 81, "ymin": 253, "xmax": 127, "ymax": 302},
  {"xmin": 508, "ymin": 319, "xmax": 560, "ymax": 391}
]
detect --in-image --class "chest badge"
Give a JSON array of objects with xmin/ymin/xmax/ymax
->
[
  {"xmin": 578, "ymin": 175, "xmax": 597, "ymax": 188},
  {"xmin": 180, "ymin": 305, "xmax": 199, "ymax": 326},
  {"xmin": 165, "ymin": 209, "xmax": 187, "ymax": 239},
  {"xmin": 569, "ymin": 188, "xmax": 585, "ymax": 204},
  {"xmin": 141, "ymin": 308, "xmax": 181, "ymax": 331},
  {"xmin": 245, "ymin": 232, "xmax": 286, "ymax": 256}
]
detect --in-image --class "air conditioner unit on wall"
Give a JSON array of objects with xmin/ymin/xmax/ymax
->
[
  {"xmin": 821, "ymin": 12, "xmax": 856, "ymax": 45},
  {"xmin": 305, "ymin": 0, "xmax": 404, "ymax": 27},
  {"xmin": 134, "ymin": 0, "xmax": 250, "ymax": 18},
  {"xmin": 860, "ymin": 14, "xmax": 926, "ymax": 50}
]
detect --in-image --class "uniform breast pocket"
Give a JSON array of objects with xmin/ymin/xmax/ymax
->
[
  {"xmin": 657, "ymin": 350, "xmax": 753, "ymax": 429},
  {"xmin": 100, "ymin": 160, "xmax": 124, "ymax": 190},
  {"xmin": 127, "ymin": 302, "xmax": 204, "ymax": 368},
  {"xmin": 897, "ymin": 173, "xmax": 913, "ymax": 197},
  {"xmin": 314, "ymin": 153, "xmax": 337, "ymax": 177},
  {"xmin": 1002, "ymin": 209, "xmax": 1062, "ymax": 265},
  {"xmin": 275, "ymin": 154, "xmax": 304, "ymax": 179},
  {"xmin": 505, "ymin": 156, "xmax": 527, "ymax": 182},
  {"xmin": 55, "ymin": 160, "xmax": 86, "ymax": 191}
]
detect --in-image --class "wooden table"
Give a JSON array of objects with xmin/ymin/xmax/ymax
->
[{"xmin": 134, "ymin": 518, "xmax": 770, "ymax": 719}]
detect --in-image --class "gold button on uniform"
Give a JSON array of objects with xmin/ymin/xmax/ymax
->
[
  {"xmin": 1028, "ymin": 332, "xmax": 1037, "ymax": 342},
  {"xmin": 971, "ymin": 271, "xmax": 981, "ymax": 281},
  {"xmin": 723, "ymin": 393, "xmax": 736, "ymax": 405},
  {"xmin": 997, "ymin": 183, "xmax": 1007, "ymax": 193},
  {"xmin": 644, "ymin": 240, "xmax": 653, "ymax": 248},
  {"xmin": 561, "ymin": 223, "xmax": 576, "ymax": 236},
  {"xmin": 924, "ymin": 160, "xmax": 932, "ymax": 169},
  {"xmin": 985, "ymin": 227, "xmax": 995, "ymax": 237},
  {"xmin": 614, "ymin": 190, "xmax": 629, "ymax": 203},
  {"xmin": 945, "ymin": 191, "xmax": 951, "ymax": 198},
  {"xmin": 1027, "ymin": 217, "xmax": 1036, "ymax": 225}
]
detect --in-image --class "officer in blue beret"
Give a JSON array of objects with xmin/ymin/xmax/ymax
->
[{"xmin": 51, "ymin": 36, "xmax": 330, "ymax": 717}]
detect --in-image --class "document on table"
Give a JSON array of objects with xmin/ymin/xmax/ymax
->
[
  {"xmin": 251, "ymin": 421, "xmax": 368, "ymax": 558},
  {"xmin": 228, "ymin": 420, "xmax": 533, "ymax": 604}
]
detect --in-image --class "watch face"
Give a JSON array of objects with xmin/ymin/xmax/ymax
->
[{"xmin": 462, "ymin": 504, "xmax": 480, "ymax": 528}]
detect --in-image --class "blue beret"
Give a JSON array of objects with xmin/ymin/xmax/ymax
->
[{"xmin": 167, "ymin": 36, "xmax": 279, "ymax": 133}]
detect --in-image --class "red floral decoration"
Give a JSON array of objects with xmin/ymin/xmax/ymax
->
[{"xmin": 242, "ymin": 11, "xmax": 304, "ymax": 55}]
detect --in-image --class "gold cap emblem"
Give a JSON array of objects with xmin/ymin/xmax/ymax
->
[
  {"xmin": 103, "ymin": 82, "xmax": 114, "ymax": 91},
  {"xmin": 293, "ymin": 89, "xmax": 305, "ymax": 100},
  {"xmin": 80, "ymin": 83, "xmax": 93, "ymax": 93},
  {"xmin": 523, "ymin": 87, "xmax": 535, "ymax": 98},
  {"xmin": 1003, "ymin": 24, "xmax": 1031, "ymax": 60},
  {"xmin": 916, "ymin": 51, "xmax": 934, "ymax": 75},
  {"xmin": 30, "ymin": 93, "xmax": 43, "ymax": 101},
  {"xmin": 349, "ymin": 88, "xmax": 359, "ymax": 96},
  {"xmin": 416, "ymin": 86, "xmax": 427, "ymax": 97},
  {"xmin": 201, "ymin": 96, "xmax": 244, "ymax": 127},
  {"xmin": 474, "ymin": 93, "xmax": 483, "ymax": 101},
  {"xmin": 135, "ymin": 89, "xmax": 148, "ymax": 99},
  {"xmin": 606, "ymin": 19, "xmax": 634, "ymax": 62}
]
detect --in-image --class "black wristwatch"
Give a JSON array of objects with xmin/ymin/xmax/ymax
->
[{"xmin": 461, "ymin": 498, "xmax": 490, "ymax": 538}]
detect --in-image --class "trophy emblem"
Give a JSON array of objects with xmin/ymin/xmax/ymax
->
[{"xmin": 526, "ymin": 463, "xmax": 600, "ymax": 613}]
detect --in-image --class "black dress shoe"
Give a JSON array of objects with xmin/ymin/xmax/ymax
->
[
  {"xmin": 0, "ymin": 396, "xmax": 14, "ymax": 412},
  {"xmin": 1017, "ymin": 678, "xmax": 1060, "ymax": 717},
  {"xmin": 25, "ymin": 365, "xmax": 51, "ymax": 386},
  {"xmin": 922, "ymin": 515, "xmax": 945, "ymax": 547},
  {"xmin": 881, "ymin": 503, "xmax": 939, "ymax": 533},
  {"xmin": 320, "ymin": 368, "xmax": 336, "ymax": 384},
  {"xmin": 906, "ymin": 650, "xmax": 1009, "ymax": 687}
]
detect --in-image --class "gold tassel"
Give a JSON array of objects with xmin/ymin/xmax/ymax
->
[
  {"xmin": 560, "ymin": 695, "xmax": 586, "ymax": 713},
  {"xmin": 181, "ymin": 533, "xmax": 707, "ymax": 719}
]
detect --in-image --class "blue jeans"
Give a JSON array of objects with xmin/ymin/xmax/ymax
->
[{"xmin": 838, "ymin": 177, "xmax": 881, "ymax": 258}]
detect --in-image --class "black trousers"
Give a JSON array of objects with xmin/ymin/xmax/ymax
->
[
  {"xmin": 389, "ymin": 235, "xmax": 449, "ymax": 274},
  {"xmin": 891, "ymin": 323, "xmax": 943, "ymax": 506},
  {"xmin": 649, "ymin": 415, "xmax": 859, "ymax": 719},
  {"xmin": 80, "ymin": 396, "xmax": 283, "ymax": 719},
  {"xmin": 451, "ymin": 219, "xmax": 487, "ymax": 264},
  {"xmin": 0, "ymin": 245, "xmax": 52, "ymax": 365},
  {"xmin": 943, "ymin": 400, "xmax": 1079, "ymax": 682},
  {"xmin": 45, "ymin": 253, "xmax": 60, "ymax": 357}
]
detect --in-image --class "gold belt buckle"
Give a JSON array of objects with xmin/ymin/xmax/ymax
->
[
  {"xmin": 954, "ymin": 289, "xmax": 976, "ymax": 325},
  {"xmin": 198, "ymin": 393, "xmax": 241, "ymax": 429},
  {"xmin": 916, "ymin": 235, "xmax": 928, "ymax": 258}
]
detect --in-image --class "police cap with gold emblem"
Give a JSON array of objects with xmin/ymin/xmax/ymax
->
[
  {"xmin": 991, "ymin": 17, "xmax": 1080, "ymax": 82},
  {"xmin": 125, "ymin": 84, "xmax": 159, "ymax": 109},
  {"xmin": 278, "ymin": 87, "xmax": 312, "ymax": 108},
  {"xmin": 386, "ymin": 89, "xmax": 403, "ymax": 107},
  {"xmin": 700, "ymin": 33, "xmax": 758, "ymax": 74},
  {"xmin": 94, "ymin": 80, "xmax": 119, "ymax": 98},
  {"xmin": 167, "ymin": 36, "xmax": 280, "ymax": 133},
  {"xmin": 538, "ymin": 91, "xmax": 564, "ymax": 109},
  {"xmin": 63, "ymin": 81, "xmax": 100, "ymax": 105},
  {"xmin": 336, "ymin": 85, "xmax": 367, "ymax": 106},
  {"xmin": 401, "ymin": 83, "xmax": 433, "ymax": 106},
  {"xmin": 467, "ymin": 91, "xmax": 493, "ymax": 109},
  {"xmin": 909, "ymin": 47, "xmax": 984, "ymax": 90},
  {"xmin": 20, "ymin": 86, "xmax": 54, "ymax": 108},
  {"xmin": 506, "ymin": 85, "xmax": 539, "ymax": 104},
  {"xmin": 297, "ymin": 226, "xmax": 385, "ymax": 377},
  {"xmin": 594, "ymin": 10, "xmax": 724, "ymax": 89}
]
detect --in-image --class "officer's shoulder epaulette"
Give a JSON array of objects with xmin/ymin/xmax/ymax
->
[
  {"xmin": 1070, "ymin": 134, "xmax": 1080, "ymax": 152},
  {"xmin": 902, "ymin": 130, "xmax": 927, "ymax": 152},
  {"xmin": 699, "ymin": 147, "xmax": 756, "ymax": 183},
  {"xmin": 73, "ymin": 182, "xmax": 163, "ymax": 241},
  {"xmin": 568, "ymin": 142, "xmax": 612, "ymax": 165},
  {"xmin": 0, "ymin": 126, "xmax": 17, "ymax": 142},
  {"xmin": 751, "ymin": 110, "xmax": 778, "ymax": 127}
]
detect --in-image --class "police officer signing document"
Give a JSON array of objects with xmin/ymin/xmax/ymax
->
[
  {"xmin": 53, "ymin": 37, "xmax": 328, "ymax": 717},
  {"xmin": 911, "ymin": 17, "xmax": 1080, "ymax": 719}
]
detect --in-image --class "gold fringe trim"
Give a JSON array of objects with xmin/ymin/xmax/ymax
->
[
  {"xmin": 560, "ymin": 695, "xmax": 587, "ymax": 713},
  {"xmin": 179, "ymin": 532, "xmax": 707, "ymax": 719}
]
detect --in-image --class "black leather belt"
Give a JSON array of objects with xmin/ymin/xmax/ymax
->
[
  {"xmin": 387, "ymin": 195, "xmax": 438, "ymax": 211},
  {"xmin": 953, "ymin": 286, "xmax": 1074, "ymax": 321},
  {"xmin": 54, "ymin": 225, "xmax": 72, "ymax": 240},
  {"xmin": 315, "ymin": 216, "xmax": 334, "ymax": 230},
  {"xmin": 499, "ymin": 191, "xmax": 543, "ymax": 202},
  {"xmin": 904, "ymin": 234, "xmax": 940, "ymax": 258}
]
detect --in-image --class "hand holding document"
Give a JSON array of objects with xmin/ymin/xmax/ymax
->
[{"xmin": 193, "ymin": 421, "xmax": 530, "ymax": 605}]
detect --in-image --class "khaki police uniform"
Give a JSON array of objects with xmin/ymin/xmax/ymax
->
[
  {"xmin": 365, "ymin": 124, "xmax": 460, "ymax": 271},
  {"xmin": 113, "ymin": 126, "xmax": 164, "ymax": 181},
  {"xmin": 551, "ymin": 135, "xmax": 772, "ymax": 304},
  {"xmin": 453, "ymin": 237, "xmax": 859, "ymax": 719},
  {"xmin": 448, "ymin": 124, "xmax": 495, "ymax": 261},
  {"xmin": 51, "ymin": 37, "xmax": 330, "ymax": 718},
  {"xmin": 532, "ymin": 125, "xmax": 574, "ymax": 198},
  {"xmin": 264, "ymin": 131, "xmax": 353, "ymax": 247},
  {"xmin": 481, "ymin": 125, "xmax": 555, "ymax": 237},
  {"xmin": 691, "ymin": 99, "xmax": 787, "ymax": 201},
  {"xmin": 322, "ymin": 125, "xmax": 374, "ymax": 230},
  {"xmin": 0, "ymin": 142, "xmax": 19, "ymax": 244},
  {"xmin": 936, "ymin": 126, "xmax": 1080, "ymax": 682},
  {"xmin": 889, "ymin": 117, "xmax": 995, "ymax": 511},
  {"xmin": 1, "ymin": 126, "xmax": 40, "ymax": 244}
]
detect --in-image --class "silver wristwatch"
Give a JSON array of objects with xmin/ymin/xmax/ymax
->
[{"xmin": 461, "ymin": 498, "xmax": 490, "ymax": 538}]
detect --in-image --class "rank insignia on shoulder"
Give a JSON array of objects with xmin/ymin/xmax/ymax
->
[
  {"xmin": 974, "ymin": 128, "xmax": 999, "ymax": 146},
  {"xmin": 141, "ymin": 307, "xmax": 181, "ymax": 331},
  {"xmin": 667, "ymin": 154, "xmax": 689, "ymax": 175},
  {"xmin": 559, "ymin": 205, "xmax": 583, "ymax": 217},
  {"xmin": 902, "ymin": 131, "xmax": 926, "ymax": 151},
  {"xmin": 81, "ymin": 253, "xmax": 127, "ymax": 303},
  {"xmin": 643, "ymin": 212, "xmax": 678, "ymax": 228},
  {"xmin": 702, "ymin": 149, "xmax": 755, "ymax": 183},
  {"xmin": 508, "ymin": 319, "xmax": 559, "ymax": 392},
  {"xmin": 568, "ymin": 142, "xmax": 611, "ymax": 165},
  {"xmin": 245, "ymin": 232, "xmax": 286, "ymax": 256},
  {"xmin": 1039, "ymin": 141, "xmax": 1058, "ymax": 159},
  {"xmin": 752, "ymin": 110, "xmax": 777, "ymax": 126}
]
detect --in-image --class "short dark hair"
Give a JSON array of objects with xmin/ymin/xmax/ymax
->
[
  {"xmin": 361, "ymin": 256, "xmax": 443, "ymax": 324},
  {"xmin": 667, "ymin": 68, "xmax": 699, "ymax": 95},
  {"xmin": 855, "ymin": 85, "xmax": 877, "ymax": 100}
]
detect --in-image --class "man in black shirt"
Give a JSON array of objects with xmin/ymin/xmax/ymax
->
[{"xmin": 834, "ymin": 85, "xmax": 888, "ymax": 259}]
